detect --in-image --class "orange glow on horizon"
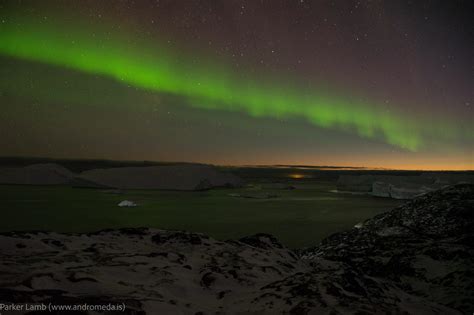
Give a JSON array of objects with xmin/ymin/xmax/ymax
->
[
  {"xmin": 214, "ymin": 156, "xmax": 473, "ymax": 171},
  {"xmin": 288, "ymin": 174, "xmax": 306, "ymax": 179},
  {"xmin": 234, "ymin": 164, "xmax": 473, "ymax": 171}
]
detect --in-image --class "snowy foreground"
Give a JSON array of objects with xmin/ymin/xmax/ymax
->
[{"xmin": 0, "ymin": 185, "xmax": 472, "ymax": 314}]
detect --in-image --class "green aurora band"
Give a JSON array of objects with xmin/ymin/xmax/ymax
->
[{"xmin": 0, "ymin": 16, "xmax": 462, "ymax": 151}]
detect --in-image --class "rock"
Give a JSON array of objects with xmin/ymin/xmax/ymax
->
[
  {"xmin": 0, "ymin": 163, "xmax": 75, "ymax": 185},
  {"xmin": 302, "ymin": 184, "xmax": 474, "ymax": 314},
  {"xmin": 118, "ymin": 200, "xmax": 137, "ymax": 207},
  {"xmin": 0, "ymin": 228, "xmax": 303, "ymax": 314},
  {"xmin": 77, "ymin": 164, "xmax": 243, "ymax": 191}
]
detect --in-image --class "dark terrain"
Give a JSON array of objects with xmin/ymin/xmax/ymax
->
[{"xmin": 0, "ymin": 184, "xmax": 472, "ymax": 314}]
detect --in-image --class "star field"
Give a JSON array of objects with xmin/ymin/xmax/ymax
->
[{"xmin": 0, "ymin": 0, "xmax": 472, "ymax": 169}]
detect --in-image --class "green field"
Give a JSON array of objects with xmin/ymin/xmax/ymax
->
[{"xmin": 0, "ymin": 181, "xmax": 403, "ymax": 248}]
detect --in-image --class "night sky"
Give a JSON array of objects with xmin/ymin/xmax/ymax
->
[{"xmin": 0, "ymin": 0, "xmax": 472, "ymax": 170}]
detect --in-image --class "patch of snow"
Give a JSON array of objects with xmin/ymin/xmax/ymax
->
[{"xmin": 354, "ymin": 222, "xmax": 364, "ymax": 229}]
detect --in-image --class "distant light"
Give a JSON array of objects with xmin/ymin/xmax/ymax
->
[{"xmin": 289, "ymin": 174, "xmax": 305, "ymax": 179}]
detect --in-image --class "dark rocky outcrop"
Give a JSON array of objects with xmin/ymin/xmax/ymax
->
[
  {"xmin": 302, "ymin": 184, "xmax": 474, "ymax": 313},
  {"xmin": 0, "ymin": 185, "xmax": 472, "ymax": 314}
]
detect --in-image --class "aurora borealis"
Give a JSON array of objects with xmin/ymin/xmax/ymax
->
[{"xmin": 0, "ymin": 0, "xmax": 472, "ymax": 169}]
